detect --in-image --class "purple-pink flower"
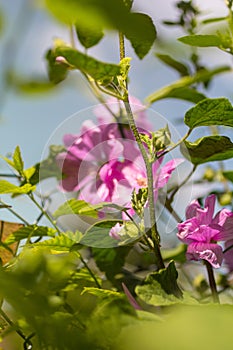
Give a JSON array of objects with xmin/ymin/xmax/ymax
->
[{"xmin": 177, "ymin": 194, "xmax": 233, "ymax": 268}]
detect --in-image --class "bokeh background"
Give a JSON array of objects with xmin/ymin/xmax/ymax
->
[{"xmin": 0, "ymin": 0, "xmax": 232, "ymax": 225}]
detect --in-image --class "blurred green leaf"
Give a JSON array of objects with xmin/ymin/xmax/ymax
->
[
  {"xmin": 145, "ymin": 66, "xmax": 229, "ymax": 105},
  {"xmin": 223, "ymin": 170, "xmax": 233, "ymax": 183},
  {"xmin": 181, "ymin": 136, "xmax": 233, "ymax": 164},
  {"xmin": 165, "ymin": 87, "xmax": 206, "ymax": 103},
  {"xmin": 4, "ymin": 225, "xmax": 56, "ymax": 245},
  {"xmin": 82, "ymin": 287, "xmax": 122, "ymax": 298},
  {"xmin": 156, "ymin": 53, "xmax": 189, "ymax": 76},
  {"xmin": 124, "ymin": 13, "xmax": 156, "ymax": 59},
  {"xmin": 178, "ymin": 34, "xmax": 222, "ymax": 47},
  {"xmin": 53, "ymin": 199, "xmax": 99, "ymax": 218},
  {"xmin": 184, "ymin": 98, "xmax": 233, "ymax": 129},
  {"xmin": 75, "ymin": 22, "xmax": 104, "ymax": 48},
  {"xmin": 0, "ymin": 180, "xmax": 35, "ymax": 194}
]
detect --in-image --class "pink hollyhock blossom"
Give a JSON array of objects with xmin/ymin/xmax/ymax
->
[
  {"xmin": 177, "ymin": 195, "xmax": 233, "ymax": 268},
  {"xmin": 57, "ymin": 120, "xmax": 183, "ymax": 215},
  {"xmin": 93, "ymin": 96, "xmax": 152, "ymax": 132}
]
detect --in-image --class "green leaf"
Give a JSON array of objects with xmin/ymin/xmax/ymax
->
[
  {"xmin": 0, "ymin": 180, "xmax": 35, "ymax": 194},
  {"xmin": 124, "ymin": 13, "xmax": 157, "ymax": 59},
  {"xmin": 92, "ymin": 246, "xmax": 130, "ymax": 285},
  {"xmin": 4, "ymin": 225, "xmax": 57, "ymax": 245},
  {"xmin": 80, "ymin": 220, "xmax": 122, "ymax": 248},
  {"xmin": 81, "ymin": 220, "xmax": 141, "ymax": 248},
  {"xmin": 16, "ymin": 79, "xmax": 56, "ymax": 94},
  {"xmin": 181, "ymin": 136, "xmax": 233, "ymax": 165},
  {"xmin": 165, "ymin": 87, "xmax": 206, "ymax": 103},
  {"xmin": 13, "ymin": 146, "xmax": 24, "ymax": 174},
  {"xmin": 46, "ymin": 48, "xmax": 69, "ymax": 84},
  {"xmin": 202, "ymin": 16, "xmax": 227, "ymax": 25},
  {"xmin": 184, "ymin": 98, "xmax": 233, "ymax": 129},
  {"xmin": 55, "ymin": 45, "xmax": 121, "ymax": 82},
  {"xmin": 33, "ymin": 231, "xmax": 82, "ymax": 252},
  {"xmin": 178, "ymin": 34, "xmax": 222, "ymax": 47},
  {"xmin": 223, "ymin": 171, "xmax": 233, "ymax": 183},
  {"xmin": 156, "ymin": 53, "xmax": 189, "ymax": 76},
  {"xmin": 145, "ymin": 66, "xmax": 230, "ymax": 105},
  {"xmin": 82, "ymin": 287, "xmax": 121, "ymax": 299},
  {"xmin": 53, "ymin": 199, "xmax": 98, "ymax": 218},
  {"xmin": 135, "ymin": 261, "xmax": 183, "ymax": 306},
  {"xmin": 75, "ymin": 22, "xmax": 104, "ymax": 48}
]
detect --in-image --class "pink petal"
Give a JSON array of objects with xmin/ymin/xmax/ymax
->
[
  {"xmin": 224, "ymin": 239, "xmax": 233, "ymax": 271},
  {"xmin": 156, "ymin": 158, "xmax": 184, "ymax": 188},
  {"xmin": 186, "ymin": 200, "xmax": 201, "ymax": 219},
  {"xmin": 186, "ymin": 242, "xmax": 223, "ymax": 268}
]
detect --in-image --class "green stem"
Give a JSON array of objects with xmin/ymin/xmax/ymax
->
[
  {"xmin": 119, "ymin": 32, "xmax": 125, "ymax": 61},
  {"xmin": 28, "ymin": 194, "xmax": 61, "ymax": 234},
  {"xmin": 123, "ymin": 99, "xmax": 164, "ymax": 270},
  {"xmin": 204, "ymin": 261, "xmax": 220, "ymax": 303}
]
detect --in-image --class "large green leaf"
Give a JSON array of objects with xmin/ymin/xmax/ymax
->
[
  {"xmin": 178, "ymin": 34, "xmax": 222, "ymax": 47},
  {"xmin": 46, "ymin": 48, "xmax": 69, "ymax": 84},
  {"xmin": 81, "ymin": 220, "xmax": 141, "ymax": 248},
  {"xmin": 124, "ymin": 13, "xmax": 156, "ymax": 59},
  {"xmin": 0, "ymin": 180, "xmax": 35, "ymax": 194},
  {"xmin": 184, "ymin": 98, "xmax": 233, "ymax": 129},
  {"xmin": 80, "ymin": 220, "xmax": 121, "ymax": 248},
  {"xmin": 135, "ymin": 261, "xmax": 184, "ymax": 307},
  {"xmin": 53, "ymin": 199, "xmax": 98, "ymax": 218},
  {"xmin": 145, "ymin": 66, "xmax": 230, "ymax": 105},
  {"xmin": 181, "ymin": 136, "xmax": 233, "ymax": 165},
  {"xmin": 54, "ymin": 46, "xmax": 121, "ymax": 82},
  {"xmin": 4, "ymin": 225, "xmax": 57, "ymax": 245}
]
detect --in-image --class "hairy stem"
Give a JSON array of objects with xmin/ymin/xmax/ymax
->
[{"xmin": 123, "ymin": 99, "xmax": 164, "ymax": 270}]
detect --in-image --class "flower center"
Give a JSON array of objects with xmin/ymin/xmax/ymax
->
[{"xmin": 136, "ymin": 176, "xmax": 147, "ymax": 187}]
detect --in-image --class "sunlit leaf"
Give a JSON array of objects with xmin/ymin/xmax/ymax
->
[
  {"xmin": 4, "ymin": 225, "xmax": 56, "ymax": 245},
  {"xmin": 0, "ymin": 180, "xmax": 35, "ymax": 194},
  {"xmin": 184, "ymin": 98, "xmax": 233, "ymax": 129},
  {"xmin": 12, "ymin": 146, "xmax": 24, "ymax": 174},
  {"xmin": 53, "ymin": 199, "xmax": 98, "ymax": 218},
  {"xmin": 33, "ymin": 231, "xmax": 82, "ymax": 252},
  {"xmin": 181, "ymin": 136, "xmax": 233, "ymax": 164}
]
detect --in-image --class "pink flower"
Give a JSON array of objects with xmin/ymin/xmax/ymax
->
[
  {"xmin": 177, "ymin": 195, "xmax": 233, "ymax": 268},
  {"xmin": 57, "ymin": 120, "xmax": 142, "ymax": 205}
]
